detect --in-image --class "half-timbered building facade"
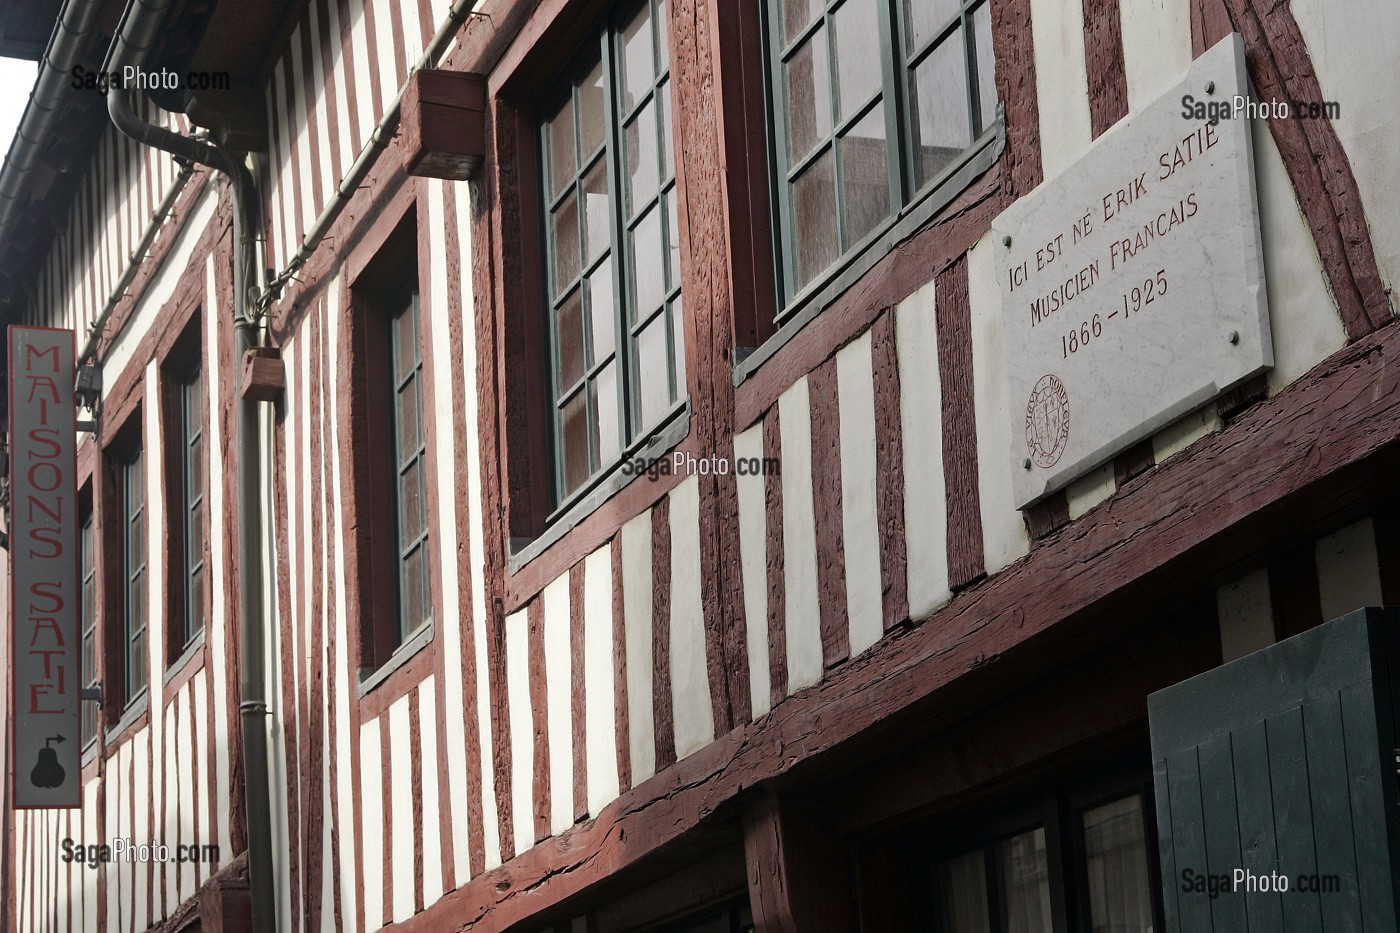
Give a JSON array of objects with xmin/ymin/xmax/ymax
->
[{"xmin": 3, "ymin": 0, "xmax": 1399, "ymax": 929}]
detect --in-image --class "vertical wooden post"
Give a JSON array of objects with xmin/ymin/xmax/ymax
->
[{"xmin": 742, "ymin": 791, "xmax": 855, "ymax": 933}]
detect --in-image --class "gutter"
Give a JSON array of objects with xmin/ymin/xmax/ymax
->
[
  {"xmin": 0, "ymin": 0, "xmax": 105, "ymax": 274},
  {"xmin": 103, "ymin": 3, "xmax": 279, "ymax": 930}
]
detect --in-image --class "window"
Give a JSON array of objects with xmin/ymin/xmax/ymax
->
[
  {"xmin": 909, "ymin": 781, "xmax": 1162, "ymax": 932},
  {"xmin": 767, "ymin": 0, "xmax": 998, "ymax": 302},
  {"xmin": 387, "ymin": 276, "xmax": 431, "ymax": 647},
  {"xmin": 540, "ymin": 0, "xmax": 686, "ymax": 506},
  {"xmin": 121, "ymin": 448, "xmax": 147, "ymax": 704},
  {"xmin": 80, "ymin": 508, "xmax": 97, "ymax": 747},
  {"xmin": 176, "ymin": 362, "xmax": 206, "ymax": 650}
]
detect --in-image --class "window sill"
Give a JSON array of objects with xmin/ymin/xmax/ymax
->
[
  {"xmin": 357, "ymin": 621, "xmax": 435, "ymax": 698},
  {"xmin": 163, "ymin": 629, "xmax": 207, "ymax": 693},
  {"xmin": 732, "ymin": 119, "xmax": 1005, "ymax": 390},
  {"xmin": 105, "ymin": 690, "xmax": 150, "ymax": 749},
  {"xmin": 508, "ymin": 403, "xmax": 692, "ymax": 575}
]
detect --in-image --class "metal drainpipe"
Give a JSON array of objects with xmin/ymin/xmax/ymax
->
[{"xmin": 104, "ymin": 25, "xmax": 279, "ymax": 933}]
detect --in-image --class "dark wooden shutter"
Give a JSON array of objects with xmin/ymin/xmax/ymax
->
[{"xmin": 1147, "ymin": 606, "xmax": 1400, "ymax": 932}]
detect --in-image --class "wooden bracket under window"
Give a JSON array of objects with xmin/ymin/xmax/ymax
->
[
  {"xmin": 401, "ymin": 69, "xmax": 487, "ymax": 180},
  {"xmin": 240, "ymin": 347, "xmax": 285, "ymax": 403}
]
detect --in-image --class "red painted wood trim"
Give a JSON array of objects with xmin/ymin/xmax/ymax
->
[
  {"xmin": 279, "ymin": 35, "xmax": 306, "ymax": 255},
  {"xmin": 763, "ymin": 406, "xmax": 787, "ymax": 708},
  {"xmin": 380, "ymin": 711, "xmax": 395, "ymax": 928},
  {"xmin": 335, "ymin": 0, "xmax": 361, "ymax": 151},
  {"xmin": 651, "ymin": 497, "xmax": 677, "ymax": 770},
  {"xmin": 527, "ymin": 597, "xmax": 551, "ymax": 843},
  {"xmin": 1189, "ymin": 0, "xmax": 1231, "ymax": 57},
  {"xmin": 320, "ymin": 299, "xmax": 346, "ymax": 928},
  {"xmin": 1081, "ymin": 0, "xmax": 1129, "ymax": 139},
  {"xmin": 1215, "ymin": 0, "xmax": 1390, "ymax": 340},
  {"xmin": 1024, "ymin": 492, "xmax": 1070, "ymax": 541},
  {"xmin": 409, "ymin": 687, "xmax": 426, "ymax": 915},
  {"xmin": 569, "ymin": 563, "xmax": 588, "ymax": 821},
  {"xmin": 313, "ymin": 0, "xmax": 344, "ymax": 188},
  {"xmin": 806, "ymin": 360, "xmax": 850, "ymax": 669},
  {"xmin": 441, "ymin": 178, "xmax": 488, "ymax": 878},
  {"xmin": 307, "ymin": 304, "xmax": 333, "ymax": 931},
  {"xmin": 297, "ymin": 5, "xmax": 325, "ymax": 232},
  {"xmin": 1113, "ymin": 439, "xmax": 1156, "ymax": 491},
  {"xmin": 386, "ymin": 0, "xmax": 410, "ymax": 90},
  {"xmin": 870, "ymin": 311, "xmax": 909, "ymax": 633},
  {"xmin": 359, "ymin": 0, "xmax": 386, "ymax": 149},
  {"xmin": 934, "ymin": 257, "xmax": 985, "ymax": 589},
  {"xmin": 610, "ymin": 535, "xmax": 632, "ymax": 794}
]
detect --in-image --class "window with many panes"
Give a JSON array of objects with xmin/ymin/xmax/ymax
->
[
  {"xmin": 122, "ymin": 448, "xmax": 147, "ymax": 704},
  {"xmin": 767, "ymin": 0, "xmax": 998, "ymax": 302},
  {"xmin": 80, "ymin": 509, "xmax": 97, "ymax": 747},
  {"xmin": 540, "ymin": 0, "xmax": 686, "ymax": 506},
  {"xmin": 178, "ymin": 364, "xmax": 206, "ymax": 649},
  {"xmin": 388, "ymin": 275, "xmax": 431, "ymax": 646}
]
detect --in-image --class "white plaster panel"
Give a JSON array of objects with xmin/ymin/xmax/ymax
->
[
  {"xmin": 1292, "ymin": 0, "xmax": 1400, "ymax": 297},
  {"xmin": 359, "ymin": 717, "xmax": 384, "ymax": 928},
  {"xmin": 836, "ymin": 331, "xmax": 884, "ymax": 656},
  {"xmin": 1066, "ymin": 463, "xmax": 1114, "ymax": 520},
  {"xmin": 1151, "ymin": 406, "xmax": 1220, "ymax": 465},
  {"xmin": 1119, "ymin": 0, "xmax": 1191, "ymax": 113},
  {"xmin": 779, "ymin": 377, "xmax": 823, "ymax": 692},
  {"xmin": 969, "ymin": 234, "xmax": 1032, "ymax": 573},
  {"xmin": 504, "ymin": 609, "xmax": 535, "ymax": 857},
  {"xmin": 896, "ymin": 280, "xmax": 951, "ymax": 620},
  {"xmin": 419, "ymin": 680, "xmax": 444, "ymax": 906},
  {"xmin": 389, "ymin": 698, "xmax": 415, "ymax": 923},
  {"xmin": 583, "ymin": 547, "xmax": 620, "ymax": 815},
  {"xmin": 733, "ymin": 424, "xmax": 772, "ymax": 718},
  {"xmin": 621, "ymin": 510, "xmax": 657, "ymax": 782},
  {"xmin": 205, "ymin": 257, "xmax": 233, "ymax": 859},
  {"xmin": 1030, "ymin": 0, "xmax": 1093, "ymax": 180},
  {"xmin": 543, "ymin": 576, "xmax": 574, "ymax": 835},
  {"xmin": 1216, "ymin": 567, "xmax": 1274, "ymax": 663},
  {"xmin": 670, "ymin": 477, "xmax": 715, "ymax": 760},
  {"xmin": 1315, "ymin": 518, "xmax": 1383, "ymax": 623},
  {"xmin": 1250, "ymin": 117, "xmax": 1345, "ymax": 393}
]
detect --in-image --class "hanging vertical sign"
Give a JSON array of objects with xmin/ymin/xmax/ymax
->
[{"xmin": 8, "ymin": 327, "xmax": 80, "ymax": 808}]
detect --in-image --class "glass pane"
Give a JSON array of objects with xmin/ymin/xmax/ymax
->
[
  {"xmin": 906, "ymin": 0, "xmax": 960, "ymax": 53},
  {"xmin": 667, "ymin": 186, "xmax": 681, "ymax": 289},
  {"xmin": 557, "ymin": 289, "xmax": 585, "ymax": 389},
  {"xmin": 973, "ymin": 2, "xmax": 997, "ymax": 131},
  {"xmin": 632, "ymin": 205, "xmax": 665, "ymax": 314},
  {"xmin": 130, "ymin": 627, "xmax": 146, "ymax": 695},
  {"xmin": 189, "ymin": 567, "xmax": 205, "ymax": 636},
  {"xmin": 1083, "ymin": 796, "xmax": 1155, "ymax": 933},
  {"xmin": 998, "ymin": 828, "xmax": 1052, "ymax": 933},
  {"xmin": 626, "ymin": 102, "xmax": 660, "ymax": 214},
  {"xmin": 129, "ymin": 453, "xmax": 144, "ymax": 508},
  {"xmin": 911, "ymin": 31, "xmax": 973, "ymax": 184},
  {"xmin": 552, "ymin": 193, "xmax": 581, "ymax": 291},
  {"xmin": 660, "ymin": 82, "xmax": 675, "ymax": 178},
  {"xmin": 561, "ymin": 391, "xmax": 591, "ymax": 493},
  {"xmin": 621, "ymin": 1, "xmax": 655, "ymax": 112},
  {"xmin": 938, "ymin": 852, "xmax": 991, "ymax": 933},
  {"xmin": 579, "ymin": 61, "xmax": 607, "ymax": 160},
  {"xmin": 670, "ymin": 296, "xmax": 686, "ymax": 398},
  {"xmin": 546, "ymin": 101, "xmax": 576, "ymax": 200},
  {"xmin": 792, "ymin": 147, "xmax": 839, "ymax": 287},
  {"xmin": 833, "ymin": 0, "xmax": 882, "ymax": 119},
  {"xmin": 838, "ymin": 104, "xmax": 889, "ymax": 246},
  {"xmin": 657, "ymin": 0, "xmax": 670, "ymax": 71},
  {"xmin": 399, "ymin": 459, "xmax": 422, "ymax": 544},
  {"xmin": 636, "ymin": 313, "xmax": 670, "ymax": 428},
  {"xmin": 402, "ymin": 546, "xmax": 426, "ymax": 632},
  {"xmin": 188, "ymin": 433, "xmax": 204, "ymax": 503},
  {"xmin": 587, "ymin": 259, "xmax": 616, "ymax": 361},
  {"xmin": 393, "ymin": 305, "xmax": 417, "ymax": 380},
  {"xmin": 785, "ymin": 26, "xmax": 833, "ymax": 163},
  {"xmin": 190, "ymin": 500, "xmax": 205, "ymax": 566},
  {"xmin": 782, "ymin": 0, "xmax": 820, "ymax": 43},
  {"xmin": 397, "ymin": 377, "xmax": 420, "ymax": 457},
  {"xmin": 596, "ymin": 362, "xmax": 620, "ymax": 462},
  {"xmin": 583, "ymin": 158, "xmax": 611, "ymax": 265}
]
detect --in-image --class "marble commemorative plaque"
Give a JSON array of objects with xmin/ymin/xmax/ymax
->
[{"xmin": 993, "ymin": 33, "xmax": 1270, "ymax": 509}]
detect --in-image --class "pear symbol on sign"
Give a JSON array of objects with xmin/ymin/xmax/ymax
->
[{"xmin": 31, "ymin": 736, "xmax": 66, "ymax": 789}]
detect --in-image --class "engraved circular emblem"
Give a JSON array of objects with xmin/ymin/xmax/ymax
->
[{"xmin": 1025, "ymin": 374, "xmax": 1070, "ymax": 469}]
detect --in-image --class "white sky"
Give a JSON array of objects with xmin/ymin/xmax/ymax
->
[{"xmin": 0, "ymin": 57, "xmax": 39, "ymax": 165}]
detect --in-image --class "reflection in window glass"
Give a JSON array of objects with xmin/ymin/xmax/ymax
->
[
  {"xmin": 938, "ymin": 851, "xmax": 991, "ymax": 933},
  {"xmin": 1083, "ymin": 796, "xmax": 1155, "ymax": 933},
  {"xmin": 999, "ymin": 827, "xmax": 1052, "ymax": 933}
]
